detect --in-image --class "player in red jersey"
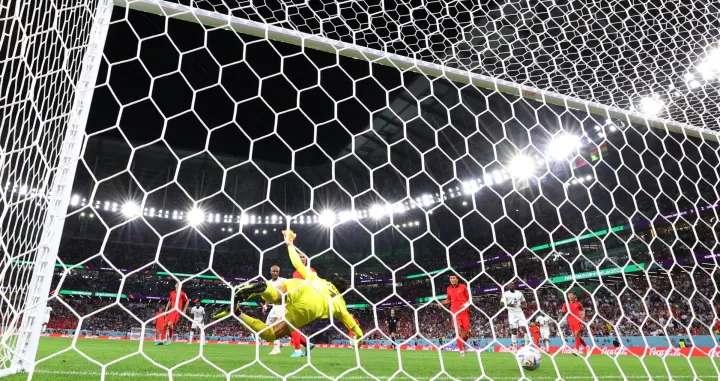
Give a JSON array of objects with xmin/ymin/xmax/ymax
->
[
  {"xmin": 561, "ymin": 291, "xmax": 586, "ymax": 355},
  {"xmin": 288, "ymin": 235, "xmax": 316, "ymax": 358},
  {"xmin": 529, "ymin": 322, "xmax": 541, "ymax": 347},
  {"xmin": 159, "ymin": 283, "xmax": 189, "ymax": 346},
  {"xmin": 154, "ymin": 308, "xmax": 165, "ymax": 342},
  {"xmin": 440, "ymin": 274, "xmax": 471, "ymax": 357}
]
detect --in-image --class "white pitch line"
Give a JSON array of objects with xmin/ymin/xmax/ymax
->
[{"xmin": 31, "ymin": 370, "xmax": 720, "ymax": 380}]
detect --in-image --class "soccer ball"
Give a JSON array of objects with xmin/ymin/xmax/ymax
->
[{"xmin": 516, "ymin": 346, "xmax": 542, "ymax": 370}]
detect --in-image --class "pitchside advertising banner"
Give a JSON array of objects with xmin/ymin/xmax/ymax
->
[{"xmin": 43, "ymin": 334, "xmax": 720, "ymax": 357}]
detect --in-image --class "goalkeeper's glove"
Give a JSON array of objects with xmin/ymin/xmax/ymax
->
[{"xmin": 282, "ymin": 229, "xmax": 296, "ymax": 244}]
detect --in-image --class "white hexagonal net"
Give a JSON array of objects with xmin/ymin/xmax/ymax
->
[{"xmin": 2, "ymin": 0, "xmax": 720, "ymax": 380}]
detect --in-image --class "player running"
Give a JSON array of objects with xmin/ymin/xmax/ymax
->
[
  {"xmin": 561, "ymin": 291, "xmax": 587, "ymax": 355},
  {"xmin": 535, "ymin": 314, "xmax": 552, "ymax": 351},
  {"xmin": 158, "ymin": 282, "xmax": 189, "ymax": 346},
  {"xmin": 387, "ymin": 309, "xmax": 399, "ymax": 350},
  {"xmin": 154, "ymin": 308, "xmax": 165, "ymax": 343},
  {"xmin": 264, "ymin": 265, "xmax": 287, "ymax": 355},
  {"xmin": 501, "ymin": 282, "xmax": 527, "ymax": 351},
  {"xmin": 189, "ymin": 300, "xmax": 205, "ymax": 344},
  {"xmin": 440, "ymin": 274, "xmax": 471, "ymax": 357},
  {"xmin": 211, "ymin": 230, "xmax": 362, "ymax": 355}
]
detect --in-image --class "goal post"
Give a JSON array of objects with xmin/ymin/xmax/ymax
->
[{"xmin": 0, "ymin": 0, "xmax": 114, "ymax": 376}]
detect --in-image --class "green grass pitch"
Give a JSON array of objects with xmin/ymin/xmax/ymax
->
[{"xmin": 6, "ymin": 338, "xmax": 719, "ymax": 380}]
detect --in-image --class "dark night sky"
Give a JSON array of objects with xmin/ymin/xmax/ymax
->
[{"xmin": 62, "ymin": 1, "xmax": 720, "ymax": 255}]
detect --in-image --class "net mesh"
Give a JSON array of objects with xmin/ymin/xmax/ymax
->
[
  {"xmin": 1, "ymin": 0, "xmax": 720, "ymax": 379},
  {"xmin": 0, "ymin": 0, "xmax": 103, "ymax": 373}
]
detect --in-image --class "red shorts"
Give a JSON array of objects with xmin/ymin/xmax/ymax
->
[
  {"xmin": 156, "ymin": 323, "xmax": 164, "ymax": 331},
  {"xmin": 569, "ymin": 320, "xmax": 583, "ymax": 333},
  {"xmin": 452, "ymin": 311, "xmax": 470, "ymax": 331},
  {"xmin": 532, "ymin": 334, "xmax": 540, "ymax": 344},
  {"xmin": 167, "ymin": 311, "xmax": 181, "ymax": 325}
]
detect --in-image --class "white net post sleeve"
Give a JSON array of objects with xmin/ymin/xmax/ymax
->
[{"xmin": 0, "ymin": 0, "xmax": 113, "ymax": 375}]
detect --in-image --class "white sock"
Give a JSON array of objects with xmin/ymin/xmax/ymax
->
[
  {"xmin": 274, "ymin": 340, "xmax": 280, "ymax": 349},
  {"xmin": 189, "ymin": 331, "xmax": 194, "ymax": 343},
  {"xmin": 511, "ymin": 334, "xmax": 517, "ymax": 347},
  {"xmin": 545, "ymin": 339, "xmax": 550, "ymax": 351}
]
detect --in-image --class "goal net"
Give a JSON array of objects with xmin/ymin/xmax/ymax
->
[{"xmin": 2, "ymin": 0, "xmax": 720, "ymax": 379}]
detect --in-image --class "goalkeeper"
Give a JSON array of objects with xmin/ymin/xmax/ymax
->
[{"xmin": 212, "ymin": 230, "xmax": 363, "ymax": 346}]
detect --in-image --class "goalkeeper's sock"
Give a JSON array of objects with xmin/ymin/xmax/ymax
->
[
  {"xmin": 511, "ymin": 334, "xmax": 517, "ymax": 348},
  {"xmin": 239, "ymin": 313, "xmax": 277, "ymax": 342}
]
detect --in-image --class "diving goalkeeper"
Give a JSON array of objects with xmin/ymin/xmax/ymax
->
[{"xmin": 212, "ymin": 230, "xmax": 363, "ymax": 346}]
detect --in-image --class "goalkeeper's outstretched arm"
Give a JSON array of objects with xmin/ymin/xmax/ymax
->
[
  {"xmin": 336, "ymin": 308, "xmax": 363, "ymax": 346},
  {"xmin": 283, "ymin": 230, "xmax": 317, "ymax": 281}
]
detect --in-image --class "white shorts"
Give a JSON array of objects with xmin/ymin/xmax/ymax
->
[
  {"xmin": 266, "ymin": 305, "xmax": 285, "ymax": 324},
  {"xmin": 540, "ymin": 327, "xmax": 550, "ymax": 339},
  {"xmin": 191, "ymin": 320, "xmax": 203, "ymax": 330},
  {"xmin": 508, "ymin": 312, "xmax": 527, "ymax": 329}
]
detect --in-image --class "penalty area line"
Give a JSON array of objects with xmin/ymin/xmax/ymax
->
[{"xmin": 31, "ymin": 370, "xmax": 719, "ymax": 380}]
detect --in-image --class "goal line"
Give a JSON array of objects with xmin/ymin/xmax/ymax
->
[{"xmin": 114, "ymin": 0, "xmax": 718, "ymax": 141}]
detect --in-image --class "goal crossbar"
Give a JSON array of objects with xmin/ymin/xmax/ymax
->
[{"xmin": 115, "ymin": 0, "xmax": 720, "ymax": 142}]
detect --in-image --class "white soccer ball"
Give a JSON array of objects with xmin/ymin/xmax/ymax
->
[{"xmin": 516, "ymin": 346, "xmax": 542, "ymax": 370}]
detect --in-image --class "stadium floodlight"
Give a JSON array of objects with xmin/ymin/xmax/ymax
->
[
  {"xmin": 187, "ymin": 208, "xmax": 205, "ymax": 227},
  {"xmin": 369, "ymin": 204, "xmax": 385, "ymax": 219},
  {"xmin": 70, "ymin": 195, "xmax": 79, "ymax": 206},
  {"xmin": 639, "ymin": 96, "xmax": 665, "ymax": 116},
  {"xmin": 508, "ymin": 155, "xmax": 535, "ymax": 179},
  {"xmin": 548, "ymin": 134, "xmax": 581, "ymax": 160},
  {"xmin": 318, "ymin": 210, "xmax": 336, "ymax": 226},
  {"xmin": 697, "ymin": 50, "xmax": 720, "ymax": 80},
  {"xmin": 338, "ymin": 210, "xmax": 351, "ymax": 222},
  {"xmin": 121, "ymin": 202, "xmax": 140, "ymax": 218}
]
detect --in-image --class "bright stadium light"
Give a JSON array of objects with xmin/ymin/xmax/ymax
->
[
  {"xmin": 638, "ymin": 96, "xmax": 665, "ymax": 116},
  {"xmin": 508, "ymin": 155, "xmax": 535, "ymax": 179},
  {"xmin": 187, "ymin": 208, "xmax": 205, "ymax": 226},
  {"xmin": 318, "ymin": 210, "xmax": 336, "ymax": 226},
  {"xmin": 70, "ymin": 194, "xmax": 79, "ymax": 206},
  {"xmin": 697, "ymin": 50, "xmax": 720, "ymax": 80},
  {"xmin": 369, "ymin": 205, "xmax": 385, "ymax": 219},
  {"xmin": 121, "ymin": 202, "xmax": 140, "ymax": 218},
  {"xmin": 548, "ymin": 134, "xmax": 581, "ymax": 160}
]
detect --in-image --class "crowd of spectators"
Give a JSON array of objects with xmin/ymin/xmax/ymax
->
[{"xmin": 28, "ymin": 193, "xmax": 720, "ymax": 344}]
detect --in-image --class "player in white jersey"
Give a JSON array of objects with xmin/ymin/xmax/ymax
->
[
  {"xmin": 189, "ymin": 301, "xmax": 205, "ymax": 344},
  {"xmin": 535, "ymin": 314, "xmax": 552, "ymax": 351},
  {"xmin": 42, "ymin": 305, "xmax": 52, "ymax": 333},
  {"xmin": 264, "ymin": 265, "xmax": 287, "ymax": 355},
  {"xmin": 501, "ymin": 282, "xmax": 527, "ymax": 351}
]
